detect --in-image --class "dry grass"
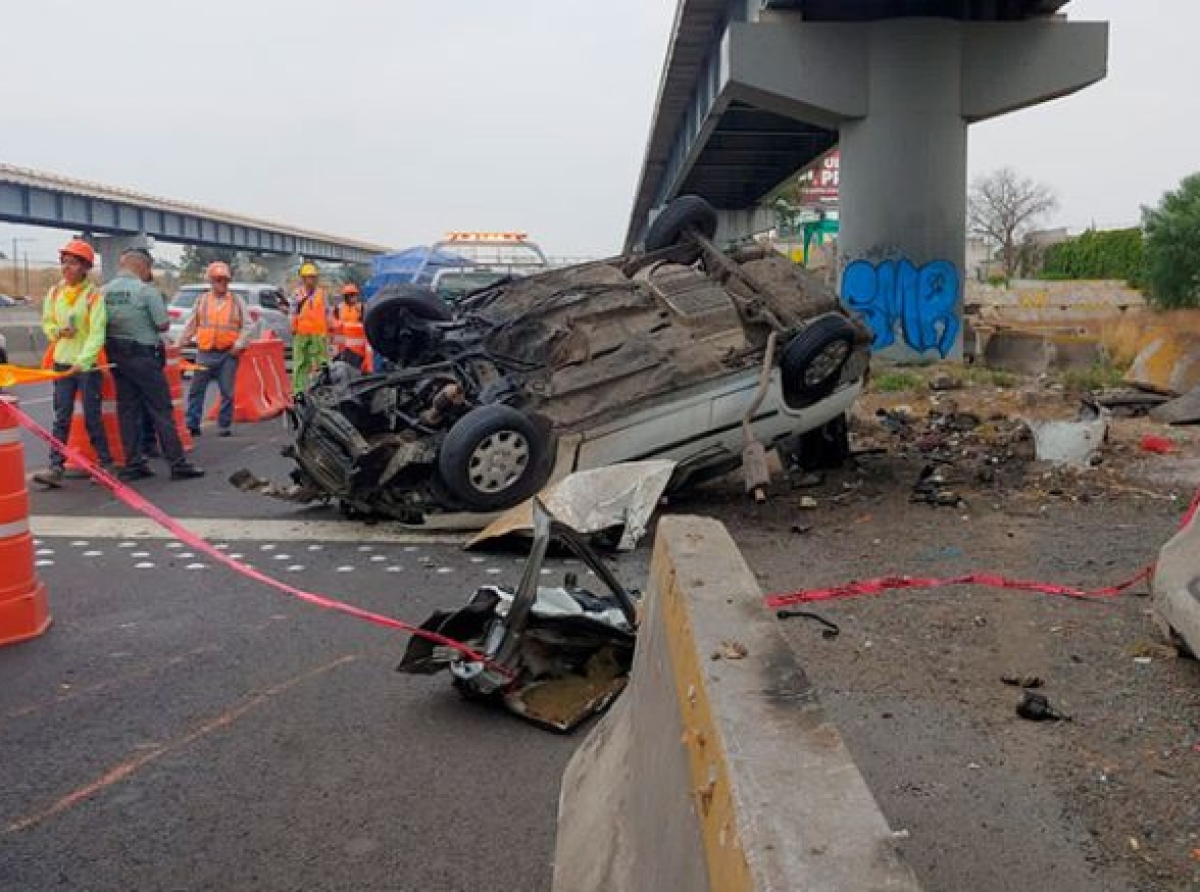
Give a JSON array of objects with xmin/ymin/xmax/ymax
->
[{"xmin": 1088, "ymin": 309, "xmax": 1200, "ymax": 369}]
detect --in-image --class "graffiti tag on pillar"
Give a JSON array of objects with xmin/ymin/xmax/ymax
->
[{"xmin": 841, "ymin": 258, "xmax": 961, "ymax": 357}]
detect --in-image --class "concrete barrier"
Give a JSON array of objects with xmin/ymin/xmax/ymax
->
[
  {"xmin": 981, "ymin": 328, "xmax": 1106, "ymax": 376},
  {"xmin": 1152, "ymin": 504, "xmax": 1200, "ymax": 659},
  {"xmin": 1125, "ymin": 330, "xmax": 1200, "ymax": 396},
  {"xmin": 553, "ymin": 516, "xmax": 919, "ymax": 892}
]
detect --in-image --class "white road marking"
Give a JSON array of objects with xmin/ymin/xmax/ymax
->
[
  {"xmin": 135, "ymin": 562, "xmax": 155, "ymax": 569},
  {"xmin": 336, "ymin": 566, "xmax": 354, "ymax": 573},
  {"xmin": 35, "ymin": 559, "xmax": 54, "ymax": 567},
  {"xmin": 30, "ymin": 515, "xmax": 467, "ymax": 545}
]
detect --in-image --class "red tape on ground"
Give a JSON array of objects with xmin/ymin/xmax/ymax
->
[
  {"xmin": 767, "ymin": 486, "xmax": 1200, "ymax": 610},
  {"xmin": 2, "ymin": 399, "xmax": 508, "ymax": 676},
  {"xmin": 766, "ymin": 567, "xmax": 1153, "ymax": 610}
]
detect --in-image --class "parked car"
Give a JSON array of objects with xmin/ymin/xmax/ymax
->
[
  {"xmin": 168, "ymin": 283, "xmax": 292, "ymax": 357},
  {"xmin": 277, "ymin": 196, "xmax": 871, "ymax": 521}
]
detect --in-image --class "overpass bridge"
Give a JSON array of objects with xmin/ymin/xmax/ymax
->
[
  {"xmin": 0, "ymin": 163, "xmax": 390, "ymax": 277},
  {"xmin": 627, "ymin": 0, "xmax": 1108, "ymax": 360}
]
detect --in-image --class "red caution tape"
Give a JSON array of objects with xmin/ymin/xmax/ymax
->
[
  {"xmin": 765, "ymin": 567, "xmax": 1153, "ymax": 610},
  {"xmin": 2, "ymin": 399, "xmax": 509, "ymax": 676},
  {"xmin": 767, "ymin": 486, "xmax": 1199, "ymax": 611}
]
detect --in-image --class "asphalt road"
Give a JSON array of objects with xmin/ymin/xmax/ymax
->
[{"xmin": 0, "ymin": 385, "xmax": 627, "ymax": 892}]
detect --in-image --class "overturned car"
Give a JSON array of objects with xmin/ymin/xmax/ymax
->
[{"xmin": 281, "ymin": 196, "xmax": 871, "ymax": 520}]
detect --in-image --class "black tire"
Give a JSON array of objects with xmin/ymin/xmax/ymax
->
[
  {"xmin": 780, "ymin": 314, "xmax": 857, "ymax": 408},
  {"xmin": 645, "ymin": 195, "xmax": 718, "ymax": 252},
  {"xmin": 437, "ymin": 405, "xmax": 554, "ymax": 511},
  {"xmin": 364, "ymin": 285, "xmax": 452, "ymax": 363}
]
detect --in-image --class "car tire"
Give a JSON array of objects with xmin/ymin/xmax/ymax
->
[
  {"xmin": 780, "ymin": 314, "xmax": 858, "ymax": 408},
  {"xmin": 644, "ymin": 195, "xmax": 719, "ymax": 253},
  {"xmin": 364, "ymin": 285, "xmax": 452, "ymax": 363},
  {"xmin": 437, "ymin": 405, "xmax": 554, "ymax": 512}
]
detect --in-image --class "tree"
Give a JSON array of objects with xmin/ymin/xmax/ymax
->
[
  {"xmin": 968, "ymin": 168, "xmax": 1058, "ymax": 281},
  {"xmin": 1142, "ymin": 172, "xmax": 1200, "ymax": 309},
  {"xmin": 179, "ymin": 245, "xmax": 235, "ymax": 282}
]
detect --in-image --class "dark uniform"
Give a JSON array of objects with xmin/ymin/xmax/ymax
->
[{"xmin": 102, "ymin": 268, "xmax": 202, "ymax": 479}]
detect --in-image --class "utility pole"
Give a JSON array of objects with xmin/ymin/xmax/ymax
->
[{"xmin": 10, "ymin": 237, "xmax": 34, "ymax": 295}]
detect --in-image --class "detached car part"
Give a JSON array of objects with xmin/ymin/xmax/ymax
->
[{"xmin": 398, "ymin": 499, "xmax": 639, "ymax": 732}]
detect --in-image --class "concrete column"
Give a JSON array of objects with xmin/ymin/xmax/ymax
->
[
  {"xmin": 89, "ymin": 234, "xmax": 155, "ymax": 283},
  {"xmin": 721, "ymin": 16, "xmax": 1107, "ymax": 362},
  {"xmin": 837, "ymin": 19, "xmax": 968, "ymax": 361}
]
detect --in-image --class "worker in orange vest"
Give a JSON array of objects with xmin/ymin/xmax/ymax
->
[
  {"xmin": 290, "ymin": 261, "xmax": 334, "ymax": 393},
  {"xmin": 178, "ymin": 261, "xmax": 253, "ymax": 437},
  {"xmin": 333, "ymin": 284, "xmax": 370, "ymax": 371},
  {"xmin": 32, "ymin": 239, "xmax": 114, "ymax": 487}
]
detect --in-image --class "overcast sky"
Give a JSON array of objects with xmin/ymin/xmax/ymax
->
[{"xmin": 1, "ymin": 0, "xmax": 1195, "ymax": 265}]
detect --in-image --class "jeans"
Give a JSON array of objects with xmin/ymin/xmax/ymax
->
[
  {"xmin": 186, "ymin": 350, "xmax": 238, "ymax": 431},
  {"xmin": 50, "ymin": 364, "xmax": 111, "ymax": 469},
  {"xmin": 107, "ymin": 338, "xmax": 187, "ymax": 469}
]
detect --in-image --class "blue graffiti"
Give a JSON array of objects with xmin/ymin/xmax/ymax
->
[{"xmin": 841, "ymin": 258, "xmax": 961, "ymax": 358}]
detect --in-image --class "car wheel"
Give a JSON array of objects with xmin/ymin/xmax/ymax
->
[
  {"xmin": 780, "ymin": 314, "xmax": 858, "ymax": 408},
  {"xmin": 644, "ymin": 195, "xmax": 718, "ymax": 253},
  {"xmin": 364, "ymin": 285, "xmax": 453, "ymax": 363},
  {"xmin": 437, "ymin": 405, "xmax": 554, "ymax": 512}
]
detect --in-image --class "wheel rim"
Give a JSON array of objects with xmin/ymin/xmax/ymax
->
[
  {"xmin": 803, "ymin": 340, "xmax": 850, "ymax": 387},
  {"xmin": 467, "ymin": 430, "xmax": 530, "ymax": 493}
]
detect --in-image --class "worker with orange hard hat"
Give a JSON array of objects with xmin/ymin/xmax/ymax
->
[
  {"xmin": 177, "ymin": 261, "xmax": 253, "ymax": 437},
  {"xmin": 333, "ymin": 283, "xmax": 370, "ymax": 371},
  {"xmin": 32, "ymin": 239, "xmax": 114, "ymax": 487}
]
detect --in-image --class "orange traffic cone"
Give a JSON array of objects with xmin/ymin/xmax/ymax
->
[
  {"xmin": 0, "ymin": 396, "xmax": 51, "ymax": 646},
  {"xmin": 65, "ymin": 365, "xmax": 123, "ymax": 469}
]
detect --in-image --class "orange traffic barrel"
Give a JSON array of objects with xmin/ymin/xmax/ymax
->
[
  {"xmin": 165, "ymin": 345, "xmax": 194, "ymax": 451},
  {"xmin": 207, "ymin": 338, "xmax": 293, "ymax": 423},
  {"xmin": 0, "ymin": 396, "xmax": 51, "ymax": 646}
]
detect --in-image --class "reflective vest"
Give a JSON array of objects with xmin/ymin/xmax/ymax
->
[
  {"xmin": 339, "ymin": 320, "xmax": 371, "ymax": 372},
  {"xmin": 195, "ymin": 292, "xmax": 244, "ymax": 352},
  {"xmin": 335, "ymin": 301, "xmax": 363, "ymax": 325},
  {"xmin": 293, "ymin": 288, "xmax": 329, "ymax": 336},
  {"xmin": 42, "ymin": 281, "xmax": 105, "ymax": 369}
]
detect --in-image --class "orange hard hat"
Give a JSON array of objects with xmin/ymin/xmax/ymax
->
[
  {"xmin": 59, "ymin": 239, "xmax": 95, "ymax": 266},
  {"xmin": 206, "ymin": 261, "xmax": 232, "ymax": 281},
  {"xmin": 341, "ymin": 283, "xmax": 360, "ymax": 297}
]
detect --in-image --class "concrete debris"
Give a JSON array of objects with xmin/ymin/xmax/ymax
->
[{"xmin": 1150, "ymin": 384, "xmax": 1200, "ymax": 426}]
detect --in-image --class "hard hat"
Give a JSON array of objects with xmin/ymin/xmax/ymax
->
[
  {"xmin": 340, "ymin": 283, "xmax": 360, "ymax": 297},
  {"xmin": 59, "ymin": 239, "xmax": 96, "ymax": 267},
  {"xmin": 206, "ymin": 261, "xmax": 232, "ymax": 281},
  {"xmin": 299, "ymin": 262, "xmax": 319, "ymax": 277}
]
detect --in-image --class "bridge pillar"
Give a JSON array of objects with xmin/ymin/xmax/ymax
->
[
  {"xmin": 89, "ymin": 234, "xmax": 155, "ymax": 283},
  {"xmin": 723, "ymin": 16, "xmax": 1107, "ymax": 361}
]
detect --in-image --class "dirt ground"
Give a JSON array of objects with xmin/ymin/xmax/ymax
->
[{"xmin": 671, "ymin": 372, "xmax": 1200, "ymax": 891}]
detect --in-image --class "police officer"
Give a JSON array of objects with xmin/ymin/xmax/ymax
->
[{"xmin": 102, "ymin": 247, "xmax": 204, "ymax": 481}]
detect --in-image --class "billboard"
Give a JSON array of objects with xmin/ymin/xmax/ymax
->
[{"xmin": 795, "ymin": 148, "xmax": 840, "ymax": 207}]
